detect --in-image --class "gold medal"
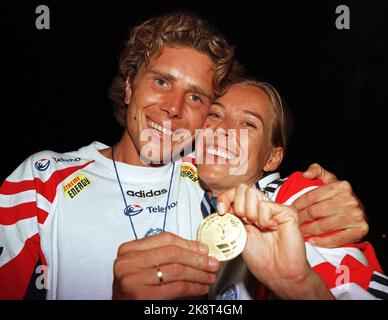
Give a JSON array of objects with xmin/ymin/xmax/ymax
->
[{"xmin": 197, "ymin": 213, "xmax": 247, "ymax": 261}]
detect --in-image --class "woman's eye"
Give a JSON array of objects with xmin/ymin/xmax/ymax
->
[
  {"xmin": 243, "ymin": 122, "xmax": 257, "ymax": 129},
  {"xmin": 208, "ymin": 112, "xmax": 222, "ymax": 119}
]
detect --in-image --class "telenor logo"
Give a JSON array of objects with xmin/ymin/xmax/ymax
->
[
  {"xmin": 146, "ymin": 201, "xmax": 177, "ymax": 214},
  {"xmin": 35, "ymin": 159, "xmax": 50, "ymax": 171},
  {"xmin": 53, "ymin": 157, "xmax": 81, "ymax": 163},
  {"xmin": 124, "ymin": 204, "xmax": 143, "ymax": 217}
]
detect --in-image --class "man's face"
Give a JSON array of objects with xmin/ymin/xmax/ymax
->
[
  {"xmin": 124, "ymin": 46, "xmax": 214, "ymax": 165},
  {"xmin": 197, "ymin": 84, "xmax": 281, "ymax": 193}
]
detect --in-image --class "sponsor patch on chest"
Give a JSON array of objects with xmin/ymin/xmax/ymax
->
[
  {"xmin": 180, "ymin": 164, "xmax": 198, "ymax": 183},
  {"xmin": 63, "ymin": 174, "xmax": 92, "ymax": 199}
]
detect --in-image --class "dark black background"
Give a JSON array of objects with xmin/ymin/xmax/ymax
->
[{"xmin": 1, "ymin": 1, "xmax": 387, "ymax": 271}]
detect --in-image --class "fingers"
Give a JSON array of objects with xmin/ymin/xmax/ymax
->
[
  {"xmin": 233, "ymin": 184, "xmax": 250, "ymax": 219},
  {"xmin": 245, "ymin": 187, "xmax": 259, "ymax": 224},
  {"xmin": 303, "ymin": 163, "xmax": 338, "ymax": 183},
  {"xmin": 217, "ymin": 184, "xmax": 266, "ymax": 221},
  {"xmin": 115, "ymin": 245, "xmax": 219, "ymax": 279},
  {"xmin": 295, "ymin": 182, "xmax": 365, "ymax": 230},
  {"xmin": 300, "ymin": 201, "xmax": 365, "ymax": 236},
  {"xmin": 227, "ymin": 185, "xmax": 295, "ymax": 229},
  {"xmin": 293, "ymin": 181, "xmax": 354, "ymax": 215},
  {"xmin": 306, "ymin": 226, "xmax": 369, "ymax": 248},
  {"xmin": 297, "ymin": 194, "xmax": 356, "ymax": 224},
  {"xmin": 217, "ymin": 184, "xmax": 290, "ymax": 229},
  {"xmin": 255, "ymin": 201, "xmax": 278, "ymax": 230},
  {"xmin": 256, "ymin": 201, "xmax": 299, "ymax": 230},
  {"xmin": 294, "ymin": 179, "xmax": 369, "ymax": 249},
  {"xmin": 216, "ymin": 188, "xmax": 236, "ymax": 215},
  {"xmin": 142, "ymin": 264, "xmax": 216, "ymax": 286},
  {"xmin": 113, "ymin": 238, "xmax": 220, "ymax": 299},
  {"xmin": 301, "ymin": 215, "xmax": 344, "ymax": 237},
  {"xmin": 117, "ymin": 232, "xmax": 206, "ymax": 256}
]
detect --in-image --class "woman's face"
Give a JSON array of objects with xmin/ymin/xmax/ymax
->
[{"xmin": 197, "ymin": 83, "xmax": 283, "ymax": 194}]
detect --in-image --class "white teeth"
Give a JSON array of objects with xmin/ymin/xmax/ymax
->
[
  {"xmin": 148, "ymin": 120, "xmax": 173, "ymax": 136},
  {"xmin": 207, "ymin": 146, "xmax": 235, "ymax": 160}
]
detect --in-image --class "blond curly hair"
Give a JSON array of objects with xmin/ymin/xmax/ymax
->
[{"xmin": 109, "ymin": 11, "xmax": 238, "ymax": 126}]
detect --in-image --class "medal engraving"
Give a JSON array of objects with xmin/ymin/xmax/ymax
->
[{"xmin": 197, "ymin": 213, "xmax": 247, "ymax": 261}]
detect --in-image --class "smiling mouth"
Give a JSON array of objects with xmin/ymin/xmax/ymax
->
[
  {"xmin": 206, "ymin": 146, "xmax": 237, "ymax": 160},
  {"xmin": 147, "ymin": 120, "xmax": 174, "ymax": 136}
]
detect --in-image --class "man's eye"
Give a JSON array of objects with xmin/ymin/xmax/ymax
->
[
  {"xmin": 156, "ymin": 79, "xmax": 167, "ymax": 87},
  {"xmin": 190, "ymin": 95, "xmax": 203, "ymax": 103}
]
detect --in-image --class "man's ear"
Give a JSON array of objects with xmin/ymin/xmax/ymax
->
[
  {"xmin": 264, "ymin": 147, "xmax": 284, "ymax": 172},
  {"xmin": 124, "ymin": 78, "xmax": 132, "ymax": 105}
]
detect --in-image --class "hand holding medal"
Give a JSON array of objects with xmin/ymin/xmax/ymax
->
[{"xmin": 197, "ymin": 185, "xmax": 271, "ymax": 261}]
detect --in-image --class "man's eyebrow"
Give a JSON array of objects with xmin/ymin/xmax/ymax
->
[
  {"xmin": 149, "ymin": 68, "xmax": 213, "ymax": 101},
  {"xmin": 212, "ymin": 101, "xmax": 225, "ymax": 108},
  {"xmin": 190, "ymin": 85, "xmax": 213, "ymax": 101},
  {"xmin": 148, "ymin": 69, "xmax": 175, "ymax": 82}
]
